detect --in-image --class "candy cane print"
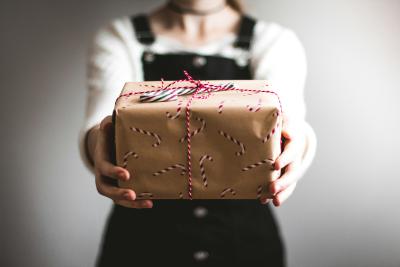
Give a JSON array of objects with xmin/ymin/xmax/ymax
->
[
  {"xmin": 221, "ymin": 188, "xmax": 236, "ymax": 198},
  {"xmin": 166, "ymin": 99, "xmax": 183, "ymax": 119},
  {"xmin": 199, "ymin": 155, "xmax": 213, "ymax": 187},
  {"xmin": 246, "ymin": 98, "xmax": 262, "ymax": 112},
  {"xmin": 262, "ymin": 123, "xmax": 279, "ymax": 143},
  {"xmin": 129, "ymin": 126, "xmax": 161, "ymax": 147},
  {"xmin": 122, "ymin": 151, "xmax": 138, "ymax": 168},
  {"xmin": 153, "ymin": 163, "xmax": 186, "ymax": 176},
  {"xmin": 218, "ymin": 130, "xmax": 246, "ymax": 156},
  {"xmin": 137, "ymin": 192, "xmax": 153, "ymax": 198},
  {"xmin": 217, "ymin": 100, "xmax": 224, "ymax": 114},
  {"xmin": 179, "ymin": 117, "xmax": 206, "ymax": 143},
  {"xmin": 242, "ymin": 158, "xmax": 274, "ymax": 172},
  {"xmin": 256, "ymin": 185, "xmax": 263, "ymax": 198},
  {"xmin": 262, "ymin": 111, "xmax": 281, "ymax": 143}
]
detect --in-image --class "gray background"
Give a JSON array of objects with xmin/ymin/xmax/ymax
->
[{"xmin": 1, "ymin": 0, "xmax": 399, "ymax": 266}]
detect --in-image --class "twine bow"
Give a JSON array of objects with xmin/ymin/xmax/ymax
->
[
  {"xmin": 116, "ymin": 71, "xmax": 282, "ymax": 200},
  {"xmin": 139, "ymin": 73, "xmax": 235, "ymax": 103}
]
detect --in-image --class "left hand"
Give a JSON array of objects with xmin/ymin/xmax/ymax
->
[{"xmin": 260, "ymin": 115, "xmax": 306, "ymax": 207}]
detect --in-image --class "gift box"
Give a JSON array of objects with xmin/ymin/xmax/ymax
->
[{"xmin": 113, "ymin": 73, "xmax": 282, "ymax": 199}]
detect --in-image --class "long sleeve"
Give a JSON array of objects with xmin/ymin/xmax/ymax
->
[
  {"xmin": 251, "ymin": 21, "xmax": 317, "ymax": 174},
  {"xmin": 78, "ymin": 16, "xmax": 317, "ymax": 176},
  {"xmin": 78, "ymin": 17, "xmax": 141, "ymax": 174}
]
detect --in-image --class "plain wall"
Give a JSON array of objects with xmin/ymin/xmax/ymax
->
[{"xmin": 1, "ymin": 0, "xmax": 399, "ymax": 266}]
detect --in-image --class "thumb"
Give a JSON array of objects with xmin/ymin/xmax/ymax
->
[
  {"xmin": 98, "ymin": 115, "xmax": 114, "ymax": 161},
  {"xmin": 100, "ymin": 115, "xmax": 113, "ymax": 131}
]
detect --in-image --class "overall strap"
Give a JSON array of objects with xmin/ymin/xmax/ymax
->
[
  {"xmin": 233, "ymin": 15, "xmax": 256, "ymax": 50},
  {"xmin": 131, "ymin": 14, "xmax": 155, "ymax": 45}
]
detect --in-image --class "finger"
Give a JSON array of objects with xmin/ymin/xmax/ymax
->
[
  {"xmin": 269, "ymin": 161, "xmax": 300, "ymax": 195},
  {"xmin": 97, "ymin": 159, "xmax": 130, "ymax": 181},
  {"xmin": 97, "ymin": 116, "xmax": 130, "ymax": 181},
  {"xmin": 98, "ymin": 116, "xmax": 114, "ymax": 162},
  {"xmin": 115, "ymin": 199, "xmax": 153, "ymax": 209},
  {"xmin": 100, "ymin": 115, "xmax": 113, "ymax": 131},
  {"xmin": 276, "ymin": 117, "xmax": 306, "ymax": 170},
  {"xmin": 274, "ymin": 139, "xmax": 298, "ymax": 170},
  {"xmin": 272, "ymin": 182, "xmax": 297, "ymax": 207},
  {"xmin": 96, "ymin": 175, "xmax": 136, "ymax": 200},
  {"xmin": 259, "ymin": 197, "xmax": 270, "ymax": 205}
]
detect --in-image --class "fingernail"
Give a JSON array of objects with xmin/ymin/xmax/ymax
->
[
  {"xmin": 273, "ymin": 197, "xmax": 280, "ymax": 207},
  {"xmin": 118, "ymin": 171, "xmax": 127, "ymax": 180},
  {"xmin": 123, "ymin": 192, "xmax": 131, "ymax": 200},
  {"xmin": 274, "ymin": 162, "xmax": 280, "ymax": 170},
  {"xmin": 270, "ymin": 184, "xmax": 279, "ymax": 194}
]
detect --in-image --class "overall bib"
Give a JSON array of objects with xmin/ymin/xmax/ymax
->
[{"xmin": 97, "ymin": 14, "xmax": 285, "ymax": 267}]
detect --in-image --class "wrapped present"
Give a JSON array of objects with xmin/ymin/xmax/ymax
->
[{"xmin": 112, "ymin": 72, "xmax": 282, "ymax": 200}]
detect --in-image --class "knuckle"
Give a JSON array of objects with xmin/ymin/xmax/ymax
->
[
  {"xmin": 95, "ymin": 160, "xmax": 106, "ymax": 174},
  {"xmin": 117, "ymin": 190, "xmax": 127, "ymax": 200},
  {"xmin": 277, "ymin": 157, "xmax": 285, "ymax": 166},
  {"xmin": 95, "ymin": 181, "xmax": 105, "ymax": 196},
  {"xmin": 106, "ymin": 190, "xmax": 117, "ymax": 200},
  {"xmin": 100, "ymin": 116, "xmax": 111, "ymax": 130},
  {"xmin": 99, "ymin": 162, "xmax": 113, "ymax": 177}
]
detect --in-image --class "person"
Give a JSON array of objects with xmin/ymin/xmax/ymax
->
[{"xmin": 78, "ymin": 0, "xmax": 317, "ymax": 266}]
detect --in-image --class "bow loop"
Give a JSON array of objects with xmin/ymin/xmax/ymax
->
[{"xmin": 139, "ymin": 71, "xmax": 234, "ymax": 103}]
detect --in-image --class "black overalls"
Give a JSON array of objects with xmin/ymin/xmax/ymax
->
[{"xmin": 97, "ymin": 14, "xmax": 285, "ymax": 267}]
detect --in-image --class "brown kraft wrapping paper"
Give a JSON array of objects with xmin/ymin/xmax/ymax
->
[{"xmin": 113, "ymin": 80, "xmax": 282, "ymax": 199}]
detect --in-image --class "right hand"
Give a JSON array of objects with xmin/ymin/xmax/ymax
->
[{"xmin": 93, "ymin": 116, "xmax": 153, "ymax": 208}]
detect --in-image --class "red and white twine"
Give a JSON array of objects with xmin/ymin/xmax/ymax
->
[
  {"xmin": 179, "ymin": 117, "xmax": 206, "ymax": 143},
  {"xmin": 116, "ymin": 71, "xmax": 282, "ymax": 200}
]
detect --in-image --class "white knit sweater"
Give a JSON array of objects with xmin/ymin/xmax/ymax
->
[{"xmin": 78, "ymin": 16, "xmax": 317, "ymax": 175}]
